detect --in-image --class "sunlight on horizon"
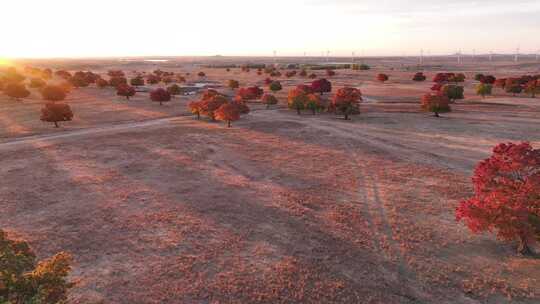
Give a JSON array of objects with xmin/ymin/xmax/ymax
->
[{"xmin": 2, "ymin": 0, "xmax": 539, "ymax": 58}]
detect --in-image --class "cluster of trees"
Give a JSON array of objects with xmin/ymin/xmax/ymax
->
[
  {"xmin": 0, "ymin": 229, "xmax": 74, "ymax": 303},
  {"xmin": 429, "ymin": 72, "xmax": 465, "ymax": 103},
  {"xmin": 286, "ymin": 82, "xmax": 361, "ymax": 119},
  {"xmin": 493, "ymin": 75, "xmax": 539, "ymax": 97},
  {"xmin": 188, "ymin": 89, "xmax": 250, "ymax": 127},
  {"xmin": 457, "ymin": 142, "xmax": 540, "ymax": 255}
]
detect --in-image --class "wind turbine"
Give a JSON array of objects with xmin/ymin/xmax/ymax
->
[
  {"xmin": 273, "ymin": 50, "xmax": 277, "ymax": 66},
  {"xmin": 419, "ymin": 49, "xmax": 424, "ymax": 65},
  {"xmin": 514, "ymin": 47, "xmax": 520, "ymax": 63},
  {"xmin": 457, "ymin": 49, "xmax": 462, "ymax": 64},
  {"xmin": 351, "ymin": 51, "xmax": 356, "ymax": 65},
  {"xmin": 489, "ymin": 51, "xmax": 493, "ymax": 62}
]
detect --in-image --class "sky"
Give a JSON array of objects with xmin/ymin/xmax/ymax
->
[{"xmin": 1, "ymin": 0, "xmax": 539, "ymax": 58}]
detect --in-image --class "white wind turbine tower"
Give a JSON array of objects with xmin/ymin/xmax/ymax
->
[
  {"xmin": 536, "ymin": 50, "xmax": 540, "ymax": 62},
  {"xmin": 514, "ymin": 47, "xmax": 520, "ymax": 63},
  {"xmin": 472, "ymin": 49, "xmax": 476, "ymax": 62},
  {"xmin": 273, "ymin": 50, "xmax": 277, "ymax": 66},
  {"xmin": 326, "ymin": 50, "xmax": 330, "ymax": 63},
  {"xmin": 489, "ymin": 51, "xmax": 493, "ymax": 62},
  {"xmin": 457, "ymin": 49, "xmax": 462, "ymax": 64},
  {"xmin": 419, "ymin": 49, "xmax": 424, "ymax": 64},
  {"xmin": 351, "ymin": 51, "xmax": 356, "ymax": 65}
]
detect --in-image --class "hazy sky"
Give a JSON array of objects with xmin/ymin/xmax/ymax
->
[{"xmin": 1, "ymin": 0, "xmax": 539, "ymax": 58}]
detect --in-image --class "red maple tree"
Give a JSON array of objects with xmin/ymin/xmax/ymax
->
[
  {"xmin": 150, "ymin": 88, "xmax": 171, "ymax": 105},
  {"xmin": 456, "ymin": 142, "xmax": 540, "ymax": 254}
]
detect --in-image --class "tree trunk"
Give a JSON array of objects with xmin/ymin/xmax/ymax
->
[
  {"xmin": 227, "ymin": 120, "xmax": 231, "ymax": 128},
  {"xmin": 54, "ymin": 121, "xmax": 59, "ymax": 128},
  {"xmin": 160, "ymin": 101, "xmax": 162, "ymax": 106},
  {"xmin": 266, "ymin": 104, "xmax": 270, "ymax": 109},
  {"xmin": 344, "ymin": 113, "xmax": 349, "ymax": 120},
  {"xmin": 126, "ymin": 96, "xmax": 129, "ymax": 100},
  {"xmin": 517, "ymin": 234, "xmax": 532, "ymax": 255},
  {"xmin": 434, "ymin": 112, "xmax": 440, "ymax": 117},
  {"xmin": 296, "ymin": 108, "xmax": 301, "ymax": 115},
  {"xmin": 312, "ymin": 108, "xmax": 316, "ymax": 115},
  {"xmin": 196, "ymin": 113, "xmax": 200, "ymax": 120}
]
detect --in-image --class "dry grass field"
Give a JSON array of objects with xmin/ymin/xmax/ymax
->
[{"xmin": 1, "ymin": 57, "xmax": 539, "ymax": 303}]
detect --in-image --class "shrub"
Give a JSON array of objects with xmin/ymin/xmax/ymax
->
[
  {"xmin": 130, "ymin": 77, "xmax": 145, "ymax": 86},
  {"xmin": 432, "ymin": 73, "xmax": 449, "ymax": 83},
  {"xmin": 308, "ymin": 73, "xmax": 317, "ymax": 79},
  {"xmin": 311, "ymin": 78, "xmax": 332, "ymax": 95},
  {"xmin": 201, "ymin": 89, "xmax": 221, "ymax": 101},
  {"xmin": 96, "ymin": 78, "xmax": 108, "ymax": 88},
  {"xmin": 359, "ymin": 64, "xmax": 370, "ymax": 70},
  {"xmin": 299, "ymin": 70, "xmax": 308, "ymax": 77},
  {"xmin": 29, "ymin": 78, "xmax": 46, "ymax": 89},
  {"xmin": 176, "ymin": 76, "xmax": 186, "ymax": 83},
  {"xmin": 306, "ymin": 93, "xmax": 323, "ymax": 114},
  {"xmin": 236, "ymin": 86, "xmax": 263, "ymax": 101},
  {"xmin": 330, "ymin": 87, "xmax": 362, "ymax": 120},
  {"xmin": 269, "ymin": 81, "xmax": 282, "ymax": 94},
  {"xmin": 116, "ymin": 84, "xmax": 136, "ymax": 100},
  {"xmin": 494, "ymin": 78, "xmax": 506, "ymax": 89},
  {"xmin": 326, "ymin": 69, "xmax": 336, "ymax": 77},
  {"xmin": 227, "ymin": 79, "xmax": 240, "ymax": 90},
  {"xmin": 504, "ymin": 79, "xmax": 523, "ymax": 96},
  {"xmin": 450, "ymin": 73, "xmax": 466, "ymax": 83},
  {"xmin": 167, "ymin": 84, "xmax": 182, "ymax": 97},
  {"xmin": 232, "ymin": 101, "xmax": 250, "ymax": 114},
  {"xmin": 525, "ymin": 80, "xmax": 539, "ymax": 98},
  {"xmin": 146, "ymin": 74, "xmax": 160, "ymax": 85},
  {"xmin": 285, "ymin": 71, "xmax": 297, "ymax": 78},
  {"xmin": 41, "ymin": 85, "xmax": 67, "ymax": 102},
  {"xmin": 2, "ymin": 70, "xmax": 25, "ymax": 83},
  {"xmin": 0, "ymin": 230, "xmax": 74, "ymax": 303},
  {"xmin": 55, "ymin": 70, "xmax": 72, "ymax": 80},
  {"xmin": 4, "ymin": 83, "xmax": 30, "ymax": 100},
  {"xmin": 261, "ymin": 94, "xmax": 278, "ymax": 109},
  {"xmin": 456, "ymin": 142, "xmax": 540, "ymax": 254},
  {"xmin": 215, "ymin": 103, "xmax": 241, "ymax": 127},
  {"xmin": 482, "ymin": 75, "xmax": 496, "ymax": 84},
  {"xmin": 476, "ymin": 83, "xmax": 492, "ymax": 98},
  {"xmin": 474, "ymin": 73, "xmax": 485, "ymax": 82},
  {"xmin": 188, "ymin": 101, "xmax": 202, "ymax": 119},
  {"xmin": 59, "ymin": 82, "xmax": 73, "ymax": 94},
  {"xmin": 198, "ymin": 72, "xmax": 206, "ymax": 78},
  {"xmin": 107, "ymin": 70, "xmax": 125, "ymax": 77},
  {"xmin": 109, "ymin": 76, "xmax": 128, "ymax": 88},
  {"xmin": 287, "ymin": 88, "xmax": 309, "ymax": 115},
  {"xmin": 150, "ymin": 88, "xmax": 171, "ymax": 105},
  {"xmin": 376, "ymin": 74, "xmax": 389, "ymax": 82},
  {"xmin": 441, "ymin": 84, "xmax": 464, "ymax": 102},
  {"xmin": 200, "ymin": 95, "xmax": 228, "ymax": 121},
  {"xmin": 421, "ymin": 93, "xmax": 450, "ymax": 117},
  {"xmin": 412, "ymin": 72, "xmax": 426, "ymax": 81},
  {"xmin": 40, "ymin": 102, "xmax": 73, "ymax": 127},
  {"xmin": 69, "ymin": 76, "xmax": 89, "ymax": 88}
]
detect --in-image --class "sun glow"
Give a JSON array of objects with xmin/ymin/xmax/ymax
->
[{"xmin": 0, "ymin": 58, "xmax": 13, "ymax": 66}]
